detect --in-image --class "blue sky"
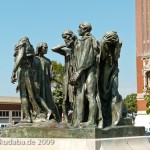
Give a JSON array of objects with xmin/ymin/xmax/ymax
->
[{"xmin": 0, "ymin": 0, "xmax": 136, "ymax": 98}]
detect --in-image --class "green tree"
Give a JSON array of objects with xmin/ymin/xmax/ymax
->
[
  {"xmin": 123, "ymin": 93, "xmax": 137, "ymax": 113},
  {"xmin": 51, "ymin": 60, "xmax": 64, "ymax": 88},
  {"xmin": 52, "ymin": 87, "xmax": 63, "ymax": 116},
  {"xmin": 51, "ymin": 60, "xmax": 64, "ymax": 116},
  {"xmin": 144, "ymin": 94, "xmax": 150, "ymax": 114}
]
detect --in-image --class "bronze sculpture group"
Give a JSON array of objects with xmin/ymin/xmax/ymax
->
[{"xmin": 11, "ymin": 22, "xmax": 126, "ymax": 128}]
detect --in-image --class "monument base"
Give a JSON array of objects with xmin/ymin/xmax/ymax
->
[{"xmin": 1, "ymin": 124, "xmax": 145, "ymax": 138}]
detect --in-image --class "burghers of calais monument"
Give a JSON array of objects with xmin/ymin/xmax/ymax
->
[{"xmin": 1, "ymin": 22, "xmax": 144, "ymax": 138}]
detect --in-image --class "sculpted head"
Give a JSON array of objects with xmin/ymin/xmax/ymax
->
[
  {"xmin": 18, "ymin": 36, "xmax": 29, "ymax": 45},
  {"xmin": 78, "ymin": 22, "xmax": 92, "ymax": 36},
  {"xmin": 101, "ymin": 31, "xmax": 122, "ymax": 59},
  {"xmin": 102, "ymin": 31, "xmax": 120, "ymax": 50},
  {"xmin": 62, "ymin": 30, "xmax": 77, "ymax": 48},
  {"xmin": 36, "ymin": 42, "xmax": 48, "ymax": 55}
]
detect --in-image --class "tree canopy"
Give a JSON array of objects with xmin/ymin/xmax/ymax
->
[
  {"xmin": 144, "ymin": 94, "xmax": 150, "ymax": 114},
  {"xmin": 123, "ymin": 93, "xmax": 137, "ymax": 113},
  {"xmin": 51, "ymin": 60, "xmax": 64, "ymax": 115},
  {"xmin": 51, "ymin": 60, "xmax": 64, "ymax": 88}
]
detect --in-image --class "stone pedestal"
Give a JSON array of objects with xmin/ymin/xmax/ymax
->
[
  {"xmin": 1, "ymin": 125, "xmax": 145, "ymax": 138},
  {"xmin": 0, "ymin": 122, "xmax": 147, "ymax": 150}
]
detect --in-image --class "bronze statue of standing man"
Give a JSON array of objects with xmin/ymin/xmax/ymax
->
[
  {"xmin": 70, "ymin": 22, "xmax": 100, "ymax": 127},
  {"xmin": 52, "ymin": 30, "xmax": 79, "ymax": 123},
  {"xmin": 33, "ymin": 42, "xmax": 60, "ymax": 122},
  {"xmin": 11, "ymin": 37, "xmax": 40, "ymax": 123}
]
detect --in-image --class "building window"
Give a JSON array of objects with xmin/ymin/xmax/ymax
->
[
  {"xmin": 12, "ymin": 111, "xmax": 21, "ymax": 117},
  {"xmin": 146, "ymin": 71, "xmax": 150, "ymax": 88},
  {"xmin": 0, "ymin": 111, "xmax": 9, "ymax": 117},
  {"xmin": 1, "ymin": 125, "xmax": 7, "ymax": 128}
]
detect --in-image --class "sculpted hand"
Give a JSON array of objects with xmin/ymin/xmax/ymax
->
[
  {"xmin": 16, "ymin": 85, "xmax": 20, "ymax": 93},
  {"xmin": 11, "ymin": 72, "xmax": 17, "ymax": 84},
  {"xmin": 69, "ymin": 72, "xmax": 80, "ymax": 85}
]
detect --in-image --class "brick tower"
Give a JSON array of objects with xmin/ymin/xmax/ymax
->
[
  {"xmin": 135, "ymin": 0, "xmax": 150, "ymax": 131},
  {"xmin": 136, "ymin": 0, "xmax": 150, "ymax": 112}
]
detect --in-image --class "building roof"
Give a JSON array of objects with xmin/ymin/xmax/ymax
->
[{"xmin": 0, "ymin": 96, "xmax": 20, "ymax": 104}]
